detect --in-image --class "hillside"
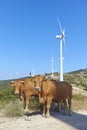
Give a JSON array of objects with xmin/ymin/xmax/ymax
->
[
  {"xmin": 46, "ymin": 68, "xmax": 87, "ymax": 91},
  {"xmin": 0, "ymin": 68, "xmax": 87, "ymax": 92},
  {"xmin": 68, "ymin": 68, "xmax": 87, "ymax": 74}
]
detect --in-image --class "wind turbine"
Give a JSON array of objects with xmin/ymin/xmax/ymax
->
[
  {"xmin": 56, "ymin": 17, "xmax": 65, "ymax": 81},
  {"xmin": 16, "ymin": 72, "xmax": 19, "ymax": 79},
  {"xmin": 9, "ymin": 73, "xmax": 12, "ymax": 80},
  {"xmin": 32, "ymin": 68, "xmax": 35, "ymax": 76}
]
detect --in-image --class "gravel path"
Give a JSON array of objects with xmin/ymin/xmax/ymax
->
[{"xmin": 0, "ymin": 110, "xmax": 87, "ymax": 130}]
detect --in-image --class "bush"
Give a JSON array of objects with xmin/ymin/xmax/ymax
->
[
  {"xmin": 72, "ymin": 94, "xmax": 87, "ymax": 101},
  {"xmin": 3, "ymin": 100, "xmax": 23, "ymax": 117},
  {"xmin": 0, "ymin": 80, "xmax": 18, "ymax": 102},
  {"xmin": 72, "ymin": 94, "xmax": 87, "ymax": 110},
  {"xmin": 29, "ymin": 96, "xmax": 41, "ymax": 110}
]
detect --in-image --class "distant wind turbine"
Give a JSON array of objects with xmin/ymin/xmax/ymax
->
[
  {"xmin": 32, "ymin": 68, "xmax": 35, "ymax": 76},
  {"xmin": 56, "ymin": 17, "xmax": 65, "ymax": 81},
  {"xmin": 9, "ymin": 73, "xmax": 12, "ymax": 80},
  {"xmin": 16, "ymin": 72, "xmax": 19, "ymax": 79}
]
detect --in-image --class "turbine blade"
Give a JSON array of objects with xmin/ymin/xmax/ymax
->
[
  {"xmin": 57, "ymin": 16, "xmax": 63, "ymax": 33},
  {"xmin": 62, "ymin": 27, "xmax": 65, "ymax": 37}
]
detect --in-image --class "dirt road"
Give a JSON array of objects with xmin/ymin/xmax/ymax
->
[{"xmin": 0, "ymin": 110, "xmax": 87, "ymax": 130}]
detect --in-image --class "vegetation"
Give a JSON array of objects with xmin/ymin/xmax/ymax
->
[
  {"xmin": 64, "ymin": 73, "xmax": 87, "ymax": 90},
  {"xmin": 46, "ymin": 69, "xmax": 87, "ymax": 90},
  {"xmin": 29, "ymin": 96, "xmax": 41, "ymax": 110},
  {"xmin": 72, "ymin": 94, "xmax": 87, "ymax": 110},
  {"xmin": 0, "ymin": 80, "xmax": 18, "ymax": 104},
  {"xmin": 3, "ymin": 100, "xmax": 23, "ymax": 117}
]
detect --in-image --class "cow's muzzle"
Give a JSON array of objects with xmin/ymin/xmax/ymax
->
[
  {"xmin": 14, "ymin": 91, "xmax": 19, "ymax": 95},
  {"xmin": 35, "ymin": 86, "xmax": 41, "ymax": 92}
]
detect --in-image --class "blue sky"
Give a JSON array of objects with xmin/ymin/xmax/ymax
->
[{"xmin": 0, "ymin": 0, "xmax": 87, "ymax": 80}]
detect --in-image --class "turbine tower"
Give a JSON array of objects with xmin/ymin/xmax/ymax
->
[
  {"xmin": 56, "ymin": 17, "xmax": 65, "ymax": 81},
  {"xmin": 9, "ymin": 73, "xmax": 12, "ymax": 80},
  {"xmin": 32, "ymin": 68, "xmax": 35, "ymax": 76},
  {"xmin": 16, "ymin": 72, "xmax": 19, "ymax": 79}
]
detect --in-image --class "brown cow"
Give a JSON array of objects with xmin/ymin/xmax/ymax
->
[
  {"xmin": 19, "ymin": 78, "xmax": 39, "ymax": 112},
  {"xmin": 34, "ymin": 75, "xmax": 72, "ymax": 117},
  {"xmin": 10, "ymin": 79, "xmax": 24, "ymax": 101},
  {"xmin": 10, "ymin": 78, "xmax": 39, "ymax": 112}
]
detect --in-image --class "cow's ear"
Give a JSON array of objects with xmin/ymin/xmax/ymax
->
[
  {"xmin": 20, "ymin": 80, "xmax": 24, "ymax": 85},
  {"xmin": 11, "ymin": 81, "xmax": 14, "ymax": 83},
  {"xmin": 30, "ymin": 78, "xmax": 33, "ymax": 81},
  {"xmin": 9, "ymin": 81, "xmax": 14, "ymax": 85},
  {"xmin": 42, "ymin": 77, "xmax": 46, "ymax": 82}
]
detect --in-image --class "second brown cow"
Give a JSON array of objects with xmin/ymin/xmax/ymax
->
[{"xmin": 34, "ymin": 75, "xmax": 72, "ymax": 117}]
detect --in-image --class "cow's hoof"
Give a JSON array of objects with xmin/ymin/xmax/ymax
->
[
  {"xmin": 45, "ymin": 114, "xmax": 50, "ymax": 118},
  {"xmin": 24, "ymin": 109, "xmax": 29, "ymax": 114},
  {"xmin": 42, "ymin": 113, "xmax": 45, "ymax": 117},
  {"xmin": 69, "ymin": 113, "xmax": 71, "ymax": 116}
]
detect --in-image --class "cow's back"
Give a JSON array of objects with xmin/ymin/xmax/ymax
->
[{"xmin": 42, "ymin": 80, "xmax": 72, "ymax": 101}]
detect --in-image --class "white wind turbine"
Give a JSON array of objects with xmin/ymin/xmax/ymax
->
[
  {"xmin": 56, "ymin": 17, "xmax": 65, "ymax": 81},
  {"xmin": 9, "ymin": 73, "xmax": 12, "ymax": 80},
  {"xmin": 32, "ymin": 68, "xmax": 35, "ymax": 76},
  {"xmin": 16, "ymin": 72, "xmax": 19, "ymax": 79}
]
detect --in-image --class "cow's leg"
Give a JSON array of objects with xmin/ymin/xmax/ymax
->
[
  {"xmin": 38, "ymin": 94, "xmax": 46, "ymax": 116},
  {"xmin": 58, "ymin": 100, "xmax": 62, "ymax": 113},
  {"xmin": 63, "ymin": 99, "xmax": 68, "ymax": 115},
  {"xmin": 20, "ymin": 95, "xmax": 24, "ymax": 101},
  {"xmin": 46, "ymin": 97, "xmax": 52, "ymax": 118},
  {"xmin": 23, "ymin": 96, "xmax": 26, "ymax": 109},
  {"xmin": 24, "ymin": 94, "xmax": 30, "ymax": 113},
  {"xmin": 68, "ymin": 98, "xmax": 72, "ymax": 116},
  {"xmin": 42, "ymin": 102, "xmax": 46, "ymax": 116}
]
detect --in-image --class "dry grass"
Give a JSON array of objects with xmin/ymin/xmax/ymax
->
[
  {"xmin": 3, "ymin": 100, "xmax": 24, "ymax": 117},
  {"xmin": 71, "ymin": 85, "xmax": 87, "ymax": 111},
  {"xmin": 72, "ymin": 93, "xmax": 87, "ymax": 111}
]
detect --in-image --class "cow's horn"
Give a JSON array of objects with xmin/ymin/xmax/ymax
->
[
  {"xmin": 11, "ymin": 81, "xmax": 14, "ymax": 83},
  {"xmin": 20, "ymin": 80, "xmax": 24, "ymax": 83}
]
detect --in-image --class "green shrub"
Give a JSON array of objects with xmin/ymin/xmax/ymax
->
[
  {"xmin": 72, "ymin": 94, "xmax": 87, "ymax": 101},
  {"xmin": 29, "ymin": 96, "xmax": 41, "ymax": 110},
  {"xmin": 3, "ymin": 100, "xmax": 23, "ymax": 117},
  {"xmin": 72, "ymin": 94, "xmax": 87, "ymax": 110}
]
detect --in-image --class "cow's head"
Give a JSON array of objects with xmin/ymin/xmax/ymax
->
[
  {"xmin": 9, "ymin": 80, "xmax": 21, "ymax": 95},
  {"xmin": 34, "ymin": 75, "xmax": 45, "ymax": 92},
  {"xmin": 20, "ymin": 78, "xmax": 35, "ymax": 91},
  {"xmin": 20, "ymin": 78, "xmax": 34, "ymax": 88}
]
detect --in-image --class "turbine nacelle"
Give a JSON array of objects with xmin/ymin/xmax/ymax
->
[
  {"xmin": 56, "ymin": 35, "xmax": 62, "ymax": 39},
  {"xmin": 56, "ymin": 33, "xmax": 65, "ymax": 39}
]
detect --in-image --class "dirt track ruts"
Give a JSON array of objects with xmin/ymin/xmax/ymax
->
[{"xmin": 0, "ymin": 110, "xmax": 87, "ymax": 130}]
